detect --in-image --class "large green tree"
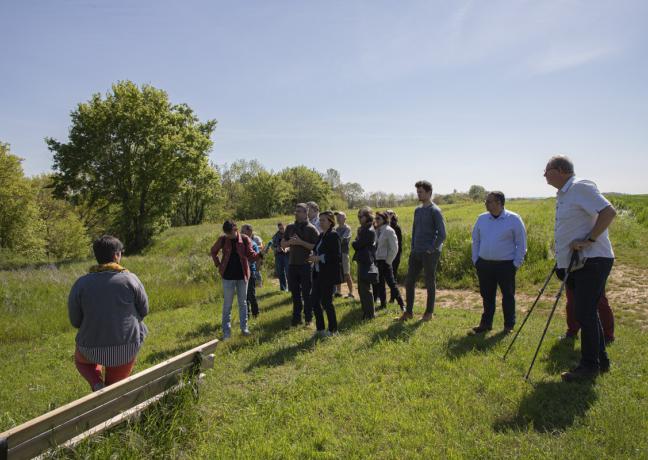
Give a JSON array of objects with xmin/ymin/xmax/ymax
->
[
  {"xmin": 237, "ymin": 171, "xmax": 292, "ymax": 218},
  {"xmin": 172, "ymin": 162, "xmax": 222, "ymax": 226},
  {"xmin": 279, "ymin": 166, "xmax": 332, "ymax": 211},
  {"xmin": 0, "ymin": 142, "xmax": 46, "ymax": 260},
  {"xmin": 31, "ymin": 175, "xmax": 90, "ymax": 261},
  {"xmin": 47, "ymin": 81, "xmax": 216, "ymax": 252}
]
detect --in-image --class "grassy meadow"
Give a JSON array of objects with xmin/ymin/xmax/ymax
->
[{"xmin": 1, "ymin": 198, "xmax": 647, "ymax": 458}]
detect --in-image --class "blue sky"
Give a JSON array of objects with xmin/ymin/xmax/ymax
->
[{"xmin": 1, "ymin": 0, "xmax": 647, "ymax": 197}]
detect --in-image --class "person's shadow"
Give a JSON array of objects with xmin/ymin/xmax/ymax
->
[
  {"xmin": 245, "ymin": 335, "xmax": 318, "ymax": 370},
  {"xmin": 368, "ymin": 320, "xmax": 423, "ymax": 347},
  {"xmin": 544, "ymin": 337, "xmax": 580, "ymax": 374},
  {"xmin": 493, "ymin": 379, "xmax": 597, "ymax": 432},
  {"xmin": 445, "ymin": 330, "xmax": 509, "ymax": 360}
]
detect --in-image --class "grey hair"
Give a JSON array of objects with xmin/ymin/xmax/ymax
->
[
  {"xmin": 548, "ymin": 155, "xmax": 575, "ymax": 174},
  {"xmin": 306, "ymin": 201, "xmax": 319, "ymax": 212}
]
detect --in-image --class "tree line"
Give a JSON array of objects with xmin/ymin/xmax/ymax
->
[{"xmin": 0, "ymin": 81, "xmax": 487, "ymax": 263}]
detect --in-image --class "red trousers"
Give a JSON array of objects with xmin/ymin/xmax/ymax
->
[
  {"xmin": 565, "ymin": 287, "xmax": 615, "ymax": 340},
  {"xmin": 75, "ymin": 349, "xmax": 136, "ymax": 391}
]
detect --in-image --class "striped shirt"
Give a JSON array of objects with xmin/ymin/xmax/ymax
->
[{"xmin": 77, "ymin": 342, "xmax": 141, "ymax": 367}]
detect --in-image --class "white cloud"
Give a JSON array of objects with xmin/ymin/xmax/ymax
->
[{"xmin": 527, "ymin": 45, "xmax": 616, "ymax": 75}]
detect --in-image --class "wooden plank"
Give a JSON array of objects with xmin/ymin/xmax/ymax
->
[
  {"xmin": 10, "ymin": 363, "xmax": 194, "ymax": 460},
  {"xmin": 201, "ymin": 353, "xmax": 215, "ymax": 370},
  {"xmin": 56, "ymin": 371, "xmax": 209, "ymax": 455},
  {"xmin": 2, "ymin": 339, "xmax": 218, "ymax": 449}
]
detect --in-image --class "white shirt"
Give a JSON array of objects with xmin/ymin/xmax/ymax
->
[
  {"xmin": 310, "ymin": 217, "xmax": 322, "ymax": 234},
  {"xmin": 554, "ymin": 176, "xmax": 614, "ymax": 269},
  {"xmin": 471, "ymin": 209, "xmax": 527, "ymax": 267}
]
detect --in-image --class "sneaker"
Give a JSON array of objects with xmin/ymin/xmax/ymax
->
[
  {"xmin": 314, "ymin": 330, "xmax": 331, "ymax": 338},
  {"xmin": 396, "ymin": 311, "xmax": 413, "ymax": 321},
  {"xmin": 92, "ymin": 382, "xmax": 105, "ymax": 392},
  {"xmin": 468, "ymin": 325, "xmax": 492, "ymax": 335},
  {"xmin": 345, "ymin": 293, "xmax": 355, "ymax": 299},
  {"xmin": 503, "ymin": 327, "xmax": 515, "ymax": 334},
  {"xmin": 421, "ymin": 312, "xmax": 434, "ymax": 322},
  {"xmin": 222, "ymin": 332, "xmax": 231, "ymax": 340},
  {"xmin": 560, "ymin": 364, "xmax": 599, "ymax": 382},
  {"xmin": 304, "ymin": 321, "xmax": 313, "ymax": 329},
  {"xmin": 241, "ymin": 329, "xmax": 251, "ymax": 336},
  {"xmin": 334, "ymin": 292, "xmax": 343, "ymax": 298}
]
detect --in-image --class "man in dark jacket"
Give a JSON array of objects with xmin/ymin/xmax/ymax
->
[
  {"xmin": 282, "ymin": 203, "xmax": 320, "ymax": 326},
  {"xmin": 353, "ymin": 206, "xmax": 377, "ymax": 320}
]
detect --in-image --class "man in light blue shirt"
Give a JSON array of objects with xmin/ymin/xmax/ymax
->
[{"xmin": 470, "ymin": 191, "xmax": 527, "ymax": 334}]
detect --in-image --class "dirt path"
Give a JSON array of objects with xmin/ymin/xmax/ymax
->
[{"xmin": 269, "ymin": 263, "xmax": 648, "ymax": 329}]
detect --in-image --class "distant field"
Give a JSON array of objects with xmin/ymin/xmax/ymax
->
[{"xmin": 1, "ymin": 197, "xmax": 647, "ymax": 458}]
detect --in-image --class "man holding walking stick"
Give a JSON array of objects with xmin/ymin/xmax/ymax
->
[{"xmin": 544, "ymin": 155, "xmax": 617, "ymax": 382}]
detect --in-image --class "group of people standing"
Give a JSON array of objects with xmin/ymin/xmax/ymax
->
[{"xmin": 67, "ymin": 154, "xmax": 617, "ymax": 393}]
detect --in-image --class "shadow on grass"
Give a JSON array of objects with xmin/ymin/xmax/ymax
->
[
  {"xmin": 493, "ymin": 379, "xmax": 597, "ymax": 432},
  {"xmin": 183, "ymin": 322, "xmax": 218, "ymax": 341},
  {"xmin": 545, "ymin": 337, "xmax": 580, "ymax": 374},
  {"xmin": 245, "ymin": 336, "xmax": 319, "ymax": 370},
  {"xmin": 143, "ymin": 344, "xmax": 196, "ymax": 364},
  {"xmin": 368, "ymin": 320, "xmax": 423, "ymax": 346},
  {"xmin": 445, "ymin": 330, "xmax": 509, "ymax": 360}
]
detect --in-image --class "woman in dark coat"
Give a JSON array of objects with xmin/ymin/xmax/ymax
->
[
  {"xmin": 352, "ymin": 206, "xmax": 377, "ymax": 320},
  {"xmin": 387, "ymin": 209, "xmax": 403, "ymax": 303},
  {"xmin": 308, "ymin": 211, "xmax": 343, "ymax": 336}
]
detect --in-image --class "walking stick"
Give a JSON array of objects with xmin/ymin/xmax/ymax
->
[
  {"xmin": 524, "ymin": 252, "xmax": 578, "ymax": 381},
  {"xmin": 502, "ymin": 262, "xmax": 557, "ymax": 360}
]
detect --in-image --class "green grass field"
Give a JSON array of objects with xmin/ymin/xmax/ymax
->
[{"xmin": 1, "ymin": 198, "xmax": 647, "ymax": 458}]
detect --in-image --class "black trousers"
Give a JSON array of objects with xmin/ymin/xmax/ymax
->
[
  {"xmin": 392, "ymin": 252, "xmax": 402, "ymax": 280},
  {"xmin": 571, "ymin": 257, "xmax": 613, "ymax": 370},
  {"xmin": 288, "ymin": 264, "xmax": 313, "ymax": 324},
  {"xmin": 375, "ymin": 260, "xmax": 404, "ymax": 308},
  {"xmin": 405, "ymin": 251, "xmax": 440, "ymax": 314},
  {"xmin": 246, "ymin": 275, "xmax": 259, "ymax": 316},
  {"xmin": 475, "ymin": 259, "xmax": 516, "ymax": 328},
  {"xmin": 357, "ymin": 275, "xmax": 375, "ymax": 319},
  {"xmin": 311, "ymin": 275, "xmax": 338, "ymax": 332}
]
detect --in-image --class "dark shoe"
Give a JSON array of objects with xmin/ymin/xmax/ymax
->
[
  {"xmin": 468, "ymin": 325, "xmax": 492, "ymax": 335},
  {"xmin": 561, "ymin": 365, "xmax": 599, "ymax": 382},
  {"xmin": 600, "ymin": 360, "xmax": 611, "ymax": 374},
  {"xmin": 396, "ymin": 312, "xmax": 413, "ymax": 321},
  {"xmin": 604, "ymin": 336, "xmax": 615, "ymax": 346},
  {"xmin": 560, "ymin": 331, "xmax": 578, "ymax": 340},
  {"xmin": 291, "ymin": 319, "xmax": 303, "ymax": 327},
  {"xmin": 334, "ymin": 292, "xmax": 343, "ymax": 298},
  {"xmin": 421, "ymin": 312, "xmax": 434, "ymax": 322}
]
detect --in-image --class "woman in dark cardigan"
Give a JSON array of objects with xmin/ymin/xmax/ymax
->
[
  {"xmin": 387, "ymin": 209, "xmax": 403, "ymax": 303},
  {"xmin": 352, "ymin": 206, "xmax": 377, "ymax": 320},
  {"xmin": 308, "ymin": 211, "xmax": 343, "ymax": 336}
]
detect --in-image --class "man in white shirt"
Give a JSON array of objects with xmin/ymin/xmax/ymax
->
[
  {"xmin": 307, "ymin": 201, "xmax": 322, "ymax": 233},
  {"xmin": 544, "ymin": 155, "xmax": 617, "ymax": 382},
  {"xmin": 470, "ymin": 191, "xmax": 527, "ymax": 335}
]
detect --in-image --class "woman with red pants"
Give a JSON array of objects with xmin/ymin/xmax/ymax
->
[{"xmin": 68, "ymin": 235, "xmax": 149, "ymax": 391}]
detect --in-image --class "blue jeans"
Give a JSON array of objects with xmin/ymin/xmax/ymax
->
[
  {"xmin": 275, "ymin": 253, "xmax": 289, "ymax": 291},
  {"xmin": 221, "ymin": 279, "xmax": 248, "ymax": 337}
]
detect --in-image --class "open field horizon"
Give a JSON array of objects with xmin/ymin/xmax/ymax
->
[{"xmin": 1, "ymin": 197, "xmax": 647, "ymax": 458}]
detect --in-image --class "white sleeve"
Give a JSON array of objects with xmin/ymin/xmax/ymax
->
[{"xmin": 574, "ymin": 182, "xmax": 611, "ymax": 217}]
